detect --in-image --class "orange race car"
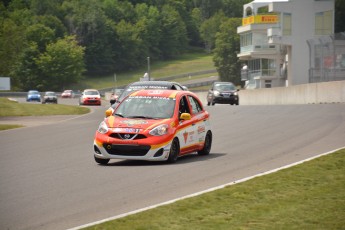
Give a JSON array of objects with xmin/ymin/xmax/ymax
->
[{"xmin": 93, "ymin": 89, "xmax": 212, "ymax": 164}]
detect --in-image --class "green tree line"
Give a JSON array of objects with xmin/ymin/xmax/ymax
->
[{"xmin": 0, "ymin": 0, "xmax": 344, "ymax": 91}]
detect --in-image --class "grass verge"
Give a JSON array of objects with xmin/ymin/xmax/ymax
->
[
  {"xmin": 0, "ymin": 98, "xmax": 90, "ymax": 130},
  {"xmin": 0, "ymin": 98, "xmax": 89, "ymax": 116},
  {"xmin": 74, "ymin": 53, "xmax": 215, "ymax": 90},
  {"xmin": 84, "ymin": 149, "xmax": 345, "ymax": 230},
  {"xmin": 0, "ymin": 124, "xmax": 24, "ymax": 130}
]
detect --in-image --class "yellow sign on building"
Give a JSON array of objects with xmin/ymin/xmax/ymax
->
[{"xmin": 242, "ymin": 15, "xmax": 278, "ymax": 26}]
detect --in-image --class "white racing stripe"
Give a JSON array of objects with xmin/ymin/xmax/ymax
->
[{"xmin": 68, "ymin": 146, "xmax": 345, "ymax": 230}]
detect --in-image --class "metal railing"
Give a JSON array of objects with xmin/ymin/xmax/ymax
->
[{"xmin": 309, "ymin": 68, "xmax": 345, "ymax": 83}]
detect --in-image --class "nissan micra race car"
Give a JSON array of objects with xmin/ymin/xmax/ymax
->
[{"xmin": 93, "ymin": 89, "xmax": 212, "ymax": 164}]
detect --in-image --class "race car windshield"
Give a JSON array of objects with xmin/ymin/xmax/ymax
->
[
  {"xmin": 29, "ymin": 91, "xmax": 39, "ymax": 95},
  {"xmin": 85, "ymin": 91, "xmax": 99, "ymax": 96},
  {"xmin": 215, "ymin": 84, "xmax": 236, "ymax": 91},
  {"xmin": 116, "ymin": 96, "xmax": 176, "ymax": 119}
]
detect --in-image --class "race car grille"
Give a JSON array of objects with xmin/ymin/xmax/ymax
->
[
  {"xmin": 109, "ymin": 133, "xmax": 146, "ymax": 140},
  {"xmin": 220, "ymin": 93, "xmax": 234, "ymax": 97},
  {"xmin": 103, "ymin": 144, "xmax": 150, "ymax": 156}
]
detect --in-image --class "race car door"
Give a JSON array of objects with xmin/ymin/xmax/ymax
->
[
  {"xmin": 187, "ymin": 95, "xmax": 208, "ymax": 150},
  {"xmin": 178, "ymin": 95, "xmax": 198, "ymax": 155}
]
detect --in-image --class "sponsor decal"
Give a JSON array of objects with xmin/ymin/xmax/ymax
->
[
  {"xmin": 129, "ymin": 95, "xmax": 173, "ymax": 100},
  {"xmin": 117, "ymin": 140, "xmax": 139, "ymax": 145},
  {"xmin": 129, "ymin": 86, "xmax": 168, "ymax": 89},
  {"xmin": 197, "ymin": 125, "xmax": 205, "ymax": 134},
  {"xmin": 147, "ymin": 90, "xmax": 163, "ymax": 95},
  {"xmin": 113, "ymin": 128, "xmax": 140, "ymax": 133},
  {"xmin": 188, "ymin": 131, "xmax": 195, "ymax": 143},
  {"xmin": 183, "ymin": 131, "xmax": 195, "ymax": 143},
  {"xmin": 121, "ymin": 120, "xmax": 148, "ymax": 126},
  {"xmin": 183, "ymin": 131, "xmax": 188, "ymax": 143}
]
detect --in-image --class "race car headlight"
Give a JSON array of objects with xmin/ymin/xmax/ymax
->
[
  {"xmin": 214, "ymin": 91, "xmax": 220, "ymax": 96},
  {"xmin": 234, "ymin": 92, "xmax": 238, "ymax": 95},
  {"xmin": 97, "ymin": 121, "xmax": 109, "ymax": 134},
  {"xmin": 149, "ymin": 124, "xmax": 168, "ymax": 136}
]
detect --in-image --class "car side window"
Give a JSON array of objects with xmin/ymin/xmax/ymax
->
[
  {"xmin": 174, "ymin": 84, "xmax": 183, "ymax": 90},
  {"xmin": 179, "ymin": 96, "xmax": 190, "ymax": 115},
  {"xmin": 187, "ymin": 95, "xmax": 203, "ymax": 114}
]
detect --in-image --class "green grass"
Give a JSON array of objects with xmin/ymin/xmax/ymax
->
[
  {"xmin": 0, "ymin": 98, "xmax": 89, "ymax": 116},
  {"xmin": 0, "ymin": 98, "xmax": 90, "ymax": 130},
  {"xmin": 84, "ymin": 149, "xmax": 345, "ymax": 230},
  {"xmin": 0, "ymin": 124, "xmax": 24, "ymax": 130},
  {"xmin": 74, "ymin": 53, "xmax": 215, "ymax": 90}
]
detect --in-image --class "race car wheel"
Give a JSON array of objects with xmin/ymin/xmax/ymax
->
[
  {"xmin": 94, "ymin": 156, "xmax": 110, "ymax": 165},
  {"xmin": 198, "ymin": 131, "xmax": 212, "ymax": 155},
  {"xmin": 167, "ymin": 138, "xmax": 180, "ymax": 163},
  {"xmin": 207, "ymin": 101, "xmax": 210, "ymax": 106}
]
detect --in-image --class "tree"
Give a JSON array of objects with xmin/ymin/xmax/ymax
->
[
  {"xmin": 190, "ymin": 0, "xmax": 224, "ymax": 20},
  {"xmin": 12, "ymin": 43, "xmax": 41, "ymax": 91},
  {"xmin": 200, "ymin": 11, "xmax": 226, "ymax": 53},
  {"xmin": 0, "ymin": 18, "xmax": 27, "ymax": 76},
  {"xmin": 115, "ymin": 20, "xmax": 146, "ymax": 70},
  {"xmin": 223, "ymin": 0, "xmax": 251, "ymax": 18},
  {"xmin": 29, "ymin": 0, "xmax": 64, "ymax": 17},
  {"xmin": 62, "ymin": 0, "xmax": 117, "ymax": 75},
  {"xmin": 25, "ymin": 23, "xmax": 56, "ymax": 52},
  {"xmin": 34, "ymin": 15, "xmax": 67, "ymax": 39},
  {"xmin": 190, "ymin": 7, "xmax": 203, "ymax": 46},
  {"xmin": 158, "ymin": 4, "xmax": 188, "ymax": 59},
  {"xmin": 35, "ymin": 36, "xmax": 85, "ymax": 91},
  {"xmin": 134, "ymin": 4, "xmax": 162, "ymax": 59},
  {"xmin": 213, "ymin": 18, "xmax": 242, "ymax": 86}
]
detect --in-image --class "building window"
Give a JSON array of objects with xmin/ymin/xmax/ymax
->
[
  {"xmin": 315, "ymin": 10, "xmax": 333, "ymax": 35},
  {"xmin": 262, "ymin": 59, "xmax": 276, "ymax": 76},
  {"xmin": 248, "ymin": 59, "xmax": 276, "ymax": 78},
  {"xmin": 282, "ymin": 13, "xmax": 291, "ymax": 35},
  {"xmin": 240, "ymin": 32, "xmax": 252, "ymax": 47},
  {"xmin": 265, "ymin": 80, "xmax": 272, "ymax": 88}
]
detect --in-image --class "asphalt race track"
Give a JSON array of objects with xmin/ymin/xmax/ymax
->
[{"xmin": 0, "ymin": 99, "xmax": 344, "ymax": 230}]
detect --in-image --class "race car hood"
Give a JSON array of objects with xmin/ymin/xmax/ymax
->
[
  {"xmin": 220, "ymin": 90, "xmax": 237, "ymax": 93},
  {"xmin": 105, "ymin": 116, "xmax": 169, "ymax": 130}
]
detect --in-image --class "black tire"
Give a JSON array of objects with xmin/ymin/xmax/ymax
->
[
  {"xmin": 198, "ymin": 131, "xmax": 212, "ymax": 155},
  {"xmin": 211, "ymin": 101, "xmax": 215, "ymax": 106},
  {"xmin": 207, "ymin": 101, "xmax": 210, "ymax": 106},
  {"xmin": 94, "ymin": 156, "xmax": 110, "ymax": 165},
  {"xmin": 167, "ymin": 138, "xmax": 180, "ymax": 163}
]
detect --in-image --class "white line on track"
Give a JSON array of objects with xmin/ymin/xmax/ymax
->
[{"xmin": 68, "ymin": 146, "xmax": 345, "ymax": 230}]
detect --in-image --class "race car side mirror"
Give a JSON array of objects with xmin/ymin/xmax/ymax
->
[
  {"xmin": 105, "ymin": 109, "xmax": 113, "ymax": 117},
  {"xmin": 180, "ymin": 113, "xmax": 191, "ymax": 120}
]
